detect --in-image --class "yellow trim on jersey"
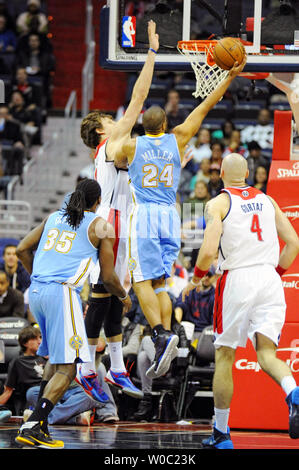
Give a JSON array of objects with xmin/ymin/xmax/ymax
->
[
  {"xmin": 73, "ymin": 257, "xmax": 91, "ymax": 286},
  {"xmin": 145, "ymin": 132, "xmax": 165, "ymax": 138},
  {"xmin": 68, "ymin": 287, "xmax": 79, "ymax": 359}
]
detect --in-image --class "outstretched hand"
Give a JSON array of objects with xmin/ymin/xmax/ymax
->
[
  {"xmin": 148, "ymin": 20, "xmax": 159, "ymax": 52},
  {"xmin": 228, "ymin": 55, "xmax": 247, "ymax": 78}
]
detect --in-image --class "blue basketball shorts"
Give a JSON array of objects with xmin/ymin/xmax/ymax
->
[
  {"xmin": 127, "ymin": 203, "xmax": 181, "ymax": 282},
  {"xmin": 29, "ymin": 280, "xmax": 91, "ymax": 364}
]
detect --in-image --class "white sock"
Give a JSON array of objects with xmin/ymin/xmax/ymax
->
[
  {"xmin": 107, "ymin": 341, "xmax": 126, "ymax": 373},
  {"xmin": 281, "ymin": 376, "xmax": 297, "ymax": 397},
  {"xmin": 79, "ymin": 344, "xmax": 97, "ymax": 376},
  {"xmin": 214, "ymin": 407, "xmax": 230, "ymax": 434}
]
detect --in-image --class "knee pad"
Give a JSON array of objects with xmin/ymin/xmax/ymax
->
[
  {"xmin": 104, "ymin": 295, "xmax": 123, "ymax": 338},
  {"xmin": 84, "ymin": 296, "xmax": 111, "ymax": 338}
]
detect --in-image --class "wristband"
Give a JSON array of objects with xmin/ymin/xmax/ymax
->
[
  {"xmin": 119, "ymin": 293, "xmax": 128, "ymax": 301},
  {"xmin": 276, "ymin": 265, "xmax": 286, "ymax": 277},
  {"xmin": 149, "ymin": 48, "xmax": 157, "ymax": 54},
  {"xmin": 194, "ymin": 266, "xmax": 209, "ymax": 279}
]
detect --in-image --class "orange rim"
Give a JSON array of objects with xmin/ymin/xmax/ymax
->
[
  {"xmin": 239, "ymin": 72, "xmax": 270, "ymax": 80},
  {"xmin": 178, "ymin": 40, "xmax": 218, "ymax": 66}
]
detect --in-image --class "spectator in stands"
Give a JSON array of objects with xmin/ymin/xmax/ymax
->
[
  {"xmin": 246, "ymin": 140, "xmax": 270, "ymax": 185},
  {"xmin": 9, "ymin": 90, "xmax": 42, "ymax": 146},
  {"xmin": 223, "ymin": 129, "xmax": 248, "ymax": 159},
  {"xmin": 210, "ymin": 141, "xmax": 224, "ymax": 166},
  {"xmin": 207, "ymin": 163, "xmax": 224, "ymax": 198},
  {"xmin": 189, "ymin": 157, "xmax": 211, "ymax": 191},
  {"xmin": 0, "ymin": 271, "xmax": 24, "ymax": 317},
  {"xmin": 188, "ymin": 128, "xmax": 212, "ymax": 165},
  {"xmin": 241, "ymin": 108, "xmax": 274, "ymax": 150},
  {"xmin": 0, "ymin": 0, "xmax": 16, "ymax": 32},
  {"xmin": 16, "ymin": 33, "xmax": 55, "ymax": 107},
  {"xmin": 12, "ymin": 68, "xmax": 42, "ymax": 108},
  {"xmin": 134, "ymin": 313, "xmax": 188, "ymax": 422},
  {"xmin": 165, "ymin": 89, "xmax": 188, "ymax": 131},
  {"xmin": 0, "ymin": 325, "xmax": 44, "ymax": 414},
  {"xmin": 0, "ymin": 14, "xmax": 16, "ymax": 52},
  {"xmin": 253, "ymin": 165, "xmax": 268, "ymax": 194},
  {"xmin": 185, "ymin": 180, "xmax": 210, "ymax": 219},
  {"xmin": 174, "ymin": 265, "xmax": 216, "ymax": 341},
  {"xmin": 16, "ymin": 33, "xmax": 54, "ymax": 78},
  {"xmin": 0, "ymin": 325, "xmax": 118, "ymax": 424},
  {"xmin": 0, "ymin": 244, "xmax": 30, "ymax": 294},
  {"xmin": 0, "ymin": 105, "xmax": 25, "ymax": 177},
  {"xmin": 16, "ymin": 0, "xmax": 48, "ymax": 36},
  {"xmin": 212, "ymin": 120, "xmax": 235, "ymax": 147}
]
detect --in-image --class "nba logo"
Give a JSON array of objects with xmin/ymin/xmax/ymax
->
[{"xmin": 122, "ymin": 16, "xmax": 136, "ymax": 47}]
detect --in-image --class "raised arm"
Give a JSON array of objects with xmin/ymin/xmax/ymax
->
[
  {"xmin": 173, "ymin": 58, "xmax": 246, "ymax": 155},
  {"xmin": 16, "ymin": 218, "xmax": 48, "ymax": 274},
  {"xmin": 268, "ymin": 196, "xmax": 299, "ymax": 272},
  {"xmin": 106, "ymin": 20, "xmax": 159, "ymax": 161}
]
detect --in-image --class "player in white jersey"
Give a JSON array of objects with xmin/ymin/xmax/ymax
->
[
  {"xmin": 182, "ymin": 153, "xmax": 299, "ymax": 448},
  {"xmin": 77, "ymin": 21, "xmax": 159, "ymax": 399}
]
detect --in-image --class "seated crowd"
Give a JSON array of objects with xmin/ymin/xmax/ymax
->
[{"xmin": 0, "ymin": 0, "xmax": 55, "ymax": 196}]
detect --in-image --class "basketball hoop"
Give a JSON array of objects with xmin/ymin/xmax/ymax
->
[{"xmin": 177, "ymin": 40, "xmax": 229, "ymax": 99}]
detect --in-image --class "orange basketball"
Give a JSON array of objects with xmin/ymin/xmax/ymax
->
[{"xmin": 212, "ymin": 37, "xmax": 246, "ymax": 70}]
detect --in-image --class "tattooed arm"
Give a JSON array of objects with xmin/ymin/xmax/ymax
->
[{"xmin": 181, "ymin": 193, "xmax": 229, "ymax": 301}]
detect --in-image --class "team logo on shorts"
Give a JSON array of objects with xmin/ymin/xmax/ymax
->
[
  {"xmin": 69, "ymin": 335, "xmax": 83, "ymax": 350},
  {"xmin": 128, "ymin": 257, "xmax": 137, "ymax": 271},
  {"xmin": 242, "ymin": 190, "xmax": 249, "ymax": 197}
]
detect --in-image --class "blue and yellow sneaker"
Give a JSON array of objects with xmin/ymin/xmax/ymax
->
[
  {"xmin": 105, "ymin": 369, "xmax": 143, "ymax": 399},
  {"xmin": 75, "ymin": 366, "xmax": 109, "ymax": 403},
  {"xmin": 202, "ymin": 426, "xmax": 234, "ymax": 449},
  {"xmin": 286, "ymin": 386, "xmax": 299, "ymax": 439}
]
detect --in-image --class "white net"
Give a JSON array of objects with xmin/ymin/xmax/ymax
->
[{"xmin": 178, "ymin": 41, "xmax": 229, "ymax": 99}]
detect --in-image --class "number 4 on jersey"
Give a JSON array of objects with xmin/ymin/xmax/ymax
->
[{"xmin": 251, "ymin": 214, "xmax": 263, "ymax": 241}]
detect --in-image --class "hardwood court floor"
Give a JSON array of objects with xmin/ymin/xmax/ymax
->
[{"xmin": 1, "ymin": 420, "xmax": 299, "ymax": 451}]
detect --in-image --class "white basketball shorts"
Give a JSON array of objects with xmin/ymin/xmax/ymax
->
[{"xmin": 213, "ymin": 264, "xmax": 286, "ymax": 350}]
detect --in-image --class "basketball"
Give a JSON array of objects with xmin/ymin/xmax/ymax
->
[{"xmin": 212, "ymin": 37, "xmax": 246, "ymax": 70}]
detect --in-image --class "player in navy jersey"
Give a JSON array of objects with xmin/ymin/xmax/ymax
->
[
  {"xmin": 15, "ymin": 179, "xmax": 131, "ymax": 449},
  {"xmin": 113, "ymin": 59, "xmax": 246, "ymax": 379},
  {"xmin": 182, "ymin": 153, "xmax": 299, "ymax": 448}
]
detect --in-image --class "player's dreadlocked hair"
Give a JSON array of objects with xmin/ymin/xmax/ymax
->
[
  {"xmin": 80, "ymin": 111, "xmax": 113, "ymax": 149},
  {"xmin": 63, "ymin": 178, "xmax": 101, "ymax": 229}
]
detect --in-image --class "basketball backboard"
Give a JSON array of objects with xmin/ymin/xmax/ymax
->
[{"xmin": 99, "ymin": 0, "xmax": 299, "ymax": 72}]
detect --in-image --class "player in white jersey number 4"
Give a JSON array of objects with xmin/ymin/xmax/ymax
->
[{"xmin": 182, "ymin": 153, "xmax": 299, "ymax": 449}]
